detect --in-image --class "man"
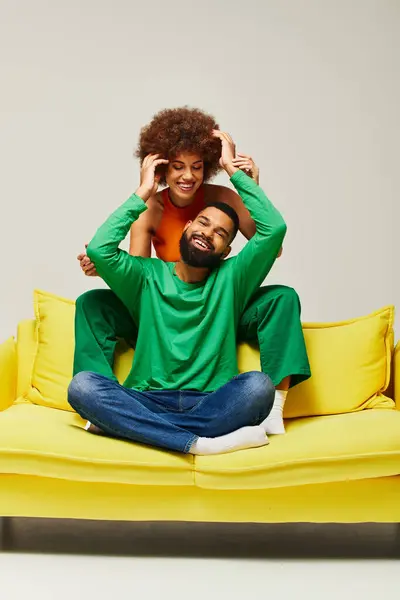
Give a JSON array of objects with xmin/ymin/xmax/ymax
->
[
  {"xmin": 68, "ymin": 131, "xmax": 287, "ymax": 454},
  {"xmin": 76, "ymin": 108, "xmax": 311, "ymax": 436}
]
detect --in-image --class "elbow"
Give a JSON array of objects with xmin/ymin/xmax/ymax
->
[
  {"xmin": 273, "ymin": 220, "xmax": 287, "ymax": 243},
  {"xmin": 86, "ymin": 239, "xmax": 102, "ymax": 264}
]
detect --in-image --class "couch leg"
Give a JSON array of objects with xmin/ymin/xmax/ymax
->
[{"xmin": 0, "ymin": 517, "xmax": 12, "ymax": 551}]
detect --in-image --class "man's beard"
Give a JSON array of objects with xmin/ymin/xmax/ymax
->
[{"xmin": 179, "ymin": 231, "xmax": 224, "ymax": 269}]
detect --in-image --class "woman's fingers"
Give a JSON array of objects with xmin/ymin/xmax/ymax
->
[
  {"xmin": 143, "ymin": 153, "xmax": 159, "ymax": 167},
  {"xmin": 143, "ymin": 154, "xmax": 168, "ymax": 170},
  {"xmin": 212, "ymin": 129, "xmax": 232, "ymax": 143},
  {"xmin": 232, "ymin": 158, "xmax": 253, "ymax": 164},
  {"xmin": 232, "ymin": 160, "xmax": 252, "ymax": 169}
]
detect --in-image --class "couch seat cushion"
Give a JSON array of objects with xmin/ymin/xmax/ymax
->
[
  {"xmin": 194, "ymin": 409, "xmax": 400, "ymax": 490},
  {"xmin": 0, "ymin": 403, "xmax": 194, "ymax": 486}
]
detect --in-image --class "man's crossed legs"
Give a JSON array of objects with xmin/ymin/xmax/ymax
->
[{"xmin": 68, "ymin": 370, "xmax": 275, "ymax": 455}]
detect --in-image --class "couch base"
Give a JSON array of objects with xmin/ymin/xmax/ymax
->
[{"xmin": 1, "ymin": 474, "xmax": 400, "ymax": 523}]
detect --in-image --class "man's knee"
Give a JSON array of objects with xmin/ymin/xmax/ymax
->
[
  {"xmin": 68, "ymin": 371, "xmax": 98, "ymax": 411},
  {"xmin": 242, "ymin": 371, "xmax": 275, "ymax": 410},
  {"xmin": 272, "ymin": 285, "xmax": 300, "ymax": 306},
  {"xmin": 75, "ymin": 289, "xmax": 117, "ymax": 315},
  {"xmin": 258, "ymin": 285, "xmax": 301, "ymax": 316}
]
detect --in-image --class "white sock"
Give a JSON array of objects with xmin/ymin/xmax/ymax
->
[
  {"xmin": 260, "ymin": 389, "xmax": 288, "ymax": 435},
  {"xmin": 84, "ymin": 420, "xmax": 91, "ymax": 430},
  {"xmin": 189, "ymin": 425, "xmax": 269, "ymax": 455}
]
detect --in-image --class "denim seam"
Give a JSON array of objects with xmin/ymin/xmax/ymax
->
[
  {"xmin": 184, "ymin": 434, "xmax": 198, "ymax": 454},
  {"xmin": 70, "ymin": 399, "xmax": 195, "ymax": 454}
]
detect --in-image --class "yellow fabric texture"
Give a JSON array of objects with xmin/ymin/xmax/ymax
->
[
  {"xmin": 16, "ymin": 319, "xmax": 37, "ymax": 399},
  {"xmin": 25, "ymin": 290, "xmax": 131, "ymax": 412},
  {"xmin": 27, "ymin": 290, "xmax": 394, "ymax": 419},
  {"xmin": 1, "ymin": 474, "xmax": 399, "ymax": 523},
  {"xmin": 0, "ymin": 337, "xmax": 17, "ymax": 412},
  {"xmin": 394, "ymin": 342, "xmax": 400, "ymax": 409},
  {"xmin": 0, "ymin": 403, "xmax": 193, "ymax": 486},
  {"xmin": 238, "ymin": 305, "xmax": 394, "ymax": 417},
  {"xmin": 1, "ymin": 402, "xmax": 400, "ymax": 491},
  {"xmin": 3, "ymin": 296, "xmax": 400, "ymax": 524}
]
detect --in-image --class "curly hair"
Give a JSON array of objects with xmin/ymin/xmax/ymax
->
[{"xmin": 135, "ymin": 107, "xmax": 222, "ymax": 185}]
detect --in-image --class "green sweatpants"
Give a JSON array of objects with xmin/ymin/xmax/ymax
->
[{"xmin": 73, "ymin": 286, "xmax": 311, "ymax": 389}]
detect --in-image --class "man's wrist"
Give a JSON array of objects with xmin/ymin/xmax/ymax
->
[
  {"xmin": 135, "ymin": 186, "xmax": 152, "ymax": 203},
  {"xmin": 224, "ymin": 163, "xmax": 240, "ymax": 178}
]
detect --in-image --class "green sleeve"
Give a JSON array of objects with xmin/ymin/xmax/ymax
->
[
  {"xmin": 229, "ymin": 170, "xmax": 287, "ymax": 310},
  {"xmin": 86, "ymin": 194, "xmax": 148, "ymax": 311}
]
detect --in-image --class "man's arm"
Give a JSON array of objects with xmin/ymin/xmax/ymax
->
[
  {"xmin": 86, "ymin": 194, "xmax": 149, "ymax": 310},
  {"xmin": 228, "ymin": 171, "xmax": 286, "ymax": 311},
  {"xmin": 214, "ymin": 171, "xmax": 283, "ymax": 256},
  {"xmin": 212, "ymin": 130, "xmax": 286, "ymax": 311},
  {"xmin": 210, "ymin": 185, "xmax": 256, "ymax": 239},
  {"xmin": 87, "ymin": 153, "xmax": 169, "ymax": 309}
]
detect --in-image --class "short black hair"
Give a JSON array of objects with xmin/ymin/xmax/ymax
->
[{"xmin": 203, "ymin": 201, "xmax": 240, "ymax": 242}]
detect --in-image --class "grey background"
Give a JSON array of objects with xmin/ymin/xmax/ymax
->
[
  {"xmin": 0, "ymin": 0, "xmax": 398, "ymax": 334},
  {"xmin": 0, "ymin": 1, "xmax": 399, "ymax": 593}
]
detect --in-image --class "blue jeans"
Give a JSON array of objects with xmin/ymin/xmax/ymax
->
[{"xmin": 68, "ymin": 371, "xmax": 275, "ymax": 453}]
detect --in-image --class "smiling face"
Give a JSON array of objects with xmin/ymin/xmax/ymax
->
[
  {"xmin": 179, "ymin": 206, "xmax": 234, "ymax": 268},
  {"xmin": 165, "ymin": 152, "xmax": 204, "ymax": 206}
]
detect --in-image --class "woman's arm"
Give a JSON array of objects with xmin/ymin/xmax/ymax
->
[
  {"xmin": 205, "ymin": 152, "xmax": 259, "ymax": 240},
  {"xmin": 218, "ymin": 186, "xmax": 283, "ymax": 256},
  {"xmin": 129, "ymin": 195, "xmax": 163, "ymax": 257},
  {"xmin": 213, "ymin": 185, "xmax": 257, "ymax": 239}
]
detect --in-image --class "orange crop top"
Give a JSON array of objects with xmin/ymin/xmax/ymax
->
[{"xmin": 152, "ymin": 186, "xmax": 206, "ymax": 262}]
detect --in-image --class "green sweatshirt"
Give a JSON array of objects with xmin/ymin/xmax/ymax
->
[{"xmin": 87, "ymin": 170, "xmax": 287, "ymax": 392}]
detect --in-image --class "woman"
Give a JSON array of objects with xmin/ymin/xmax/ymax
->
[{"xmin": 76, "ymin": 107, "xmax": 311, "ymax": 435}]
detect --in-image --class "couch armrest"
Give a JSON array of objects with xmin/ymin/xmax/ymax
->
[
  {"xmin": 394, "ymin": 341, "xmax": 400, "ymax": 409},
  {"xmin": 0, "ymin": 337, "xmax": 17, "ymax": 411}
]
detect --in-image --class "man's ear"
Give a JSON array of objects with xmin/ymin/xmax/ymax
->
[
  {"xmin": 222, "ymin": 246, "xmax": 232, "ymax": 259},
  {"xmin": 184, "ymin": 220, "xmax": 192, "ymax": 232}
]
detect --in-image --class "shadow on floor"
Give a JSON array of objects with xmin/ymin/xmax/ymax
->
[{"xmin": 1, "ymin": 519, "xmax": 399, "ymax": 558}]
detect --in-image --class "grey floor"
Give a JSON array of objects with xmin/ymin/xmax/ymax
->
[
  {"xmin": 1, "ymin": 520, "xmax": 400, "ymax": 600},
  {"xmin": 1, "ymin": 518, "xmax": 399, "ymax": 558}
]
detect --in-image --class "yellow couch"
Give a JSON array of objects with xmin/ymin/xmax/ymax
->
[{"xmin": 0, "ymin": 291, "xmax": 399, "ymax": 524}]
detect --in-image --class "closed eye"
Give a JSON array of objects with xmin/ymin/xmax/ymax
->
[{"xmin": 173, "ymin": 165, "xmax": 203, "ymax": 171}]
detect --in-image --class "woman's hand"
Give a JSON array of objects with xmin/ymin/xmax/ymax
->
[
  {"xmin": 232, "ymin": 153, "xmax": 260, "ymax": 184},
  {"xmin": 212, "ymin": 130, "xmax": 238, "ymax": 176},
  {"xmin": 77, "ymin": 244, "xmax": 98, "ymax": 277},
  {"xmin": 136, "ymin": 154, "xmax": 169, "ymax": 201}
]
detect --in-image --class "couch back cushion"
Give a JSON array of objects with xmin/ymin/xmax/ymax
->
[
  {"xmin": 237, "ymin": 306, "xmax": 394, "ymax": 417},
  {"xmin": 25, "ymin": 290, "xmax": 394, "ymax": 416},
  {"xmin": 24, "ymin": 290, "xmax": 132, "ymax": 411}
]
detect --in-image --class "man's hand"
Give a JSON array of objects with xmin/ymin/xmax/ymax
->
[
  {"xmin": 212, "ymin": 130, "xmax": 239, "ymax": 177},
  {"xmin": 232, "ymin": 153, "xmax": 260, "ymax": 185},
  {"xmin": 77, "ymin": 244, "xmax": 98, "ymax": 277},
  {"xmin": 135, "ymin": 153, "xmax": 169, "ymax": 202}
]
